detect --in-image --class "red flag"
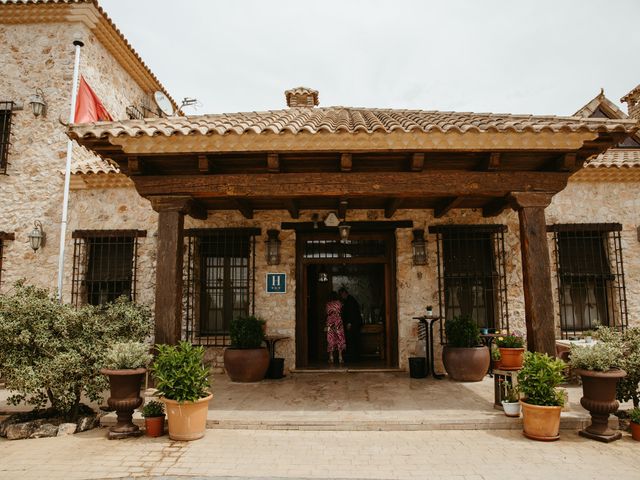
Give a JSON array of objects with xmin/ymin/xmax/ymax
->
[{"xmin": 74, "ymin": 76, "xmax": 113, "ymax": 123}]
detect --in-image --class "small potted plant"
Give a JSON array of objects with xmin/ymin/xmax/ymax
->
[
  {"xmin": 152, "ymin": 341, "xmax": 212, "ymax": 441},
  {"xmin": 495, "ymin": 330, "xmax": 525, "ymax": 370},
  {"xmin": 582, "ymin": 330, "xmax": 595, "ymax": 344},
  {"xmin": 491, "ymin": 346, "xmax": 502, "ymax": 370},
  {"xmin": 570, "ymin": 342, "xmax": 626, "ymax": 442},
  {"xmin": 223, "ymin": 316, "xmax": 269, "ymax": 382},
  {"xmin": 100, "ymin": 341, "xmax": 152, "ymax": 439},
  {"xmin": 629, "ymin": 408, "xmax": 640, "ymax": 441},
  {"xmin": 442, "ymin": 315, "xmax": 489, "ymax": 382},
  {"xmin": 518, "ymin": 352, "xmax": 566, "ymax": 441},
  {"xmin": 501, "ymin": 382, "xmax": 521, "ymax": 417},
  {"xmin": 141, "ymin": 400, "xmax": 165, "ymax": 437}
]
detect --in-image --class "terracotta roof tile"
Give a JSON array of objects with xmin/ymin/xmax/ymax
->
[
  {"xmin": 68, "ymin": 107, "xmax": 638, "ymax": 140},
  {"xmin": 586, "ymin": 148, "xmax": 640, "ymax": 168},
  {"xmin": 70, "ymin": 154, "xmax": 119, "ymax": 175}
]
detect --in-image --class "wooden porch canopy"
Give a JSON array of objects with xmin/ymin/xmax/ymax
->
[{"xmin": 67, "ymin": 93, "xmax": 638, "ymax": 356}]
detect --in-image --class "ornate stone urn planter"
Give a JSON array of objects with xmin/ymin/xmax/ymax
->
[
  {"xmin": 100, "ymin": 367, "xmax": 146, "ymax": 439},
  {"xmin": 575, "ymin": 368, "xmax": 626, "ymax": 442},
  {"xmin": 442, "ymin": 346, "xmax": 490, "ymax": 382}
]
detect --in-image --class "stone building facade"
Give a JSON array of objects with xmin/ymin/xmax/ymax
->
[{"xmin": 2, "ymin": 1, "xmax": 639, "ymax": 375}]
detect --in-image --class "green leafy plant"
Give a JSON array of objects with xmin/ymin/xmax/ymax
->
[
  {"xmin": 103, "ymin": 341, "xmax": 152, "ymax": 370},
  {"xmin": 152, "ymin": 341, "xmax": 210, "ymax": 403},
  {"xmin": 141, "ymin": 400, "xmax": 165, "ymax": 418},
  {"xmin": 495, "ymin": 330, "xmax": 525, "ymax": 348},
  {"xmin": 445, "ymin": 315, "xmax": 481, "ymax": 348},
  {"xmin": 229, "ymin": 316, "xmax": 266, "ymax": 349},
  {"xmin": 517, "ymin": 352, "xmax": 566, "ymax": 407},
  {"xmin": 569, "ymin": 342, "xmax": 622, "ymax": 372},
  {"xmin": 0, "ymin": 282, "xmax": 152, "ymax": 420},
  {"xmin": 596, "ymin": 326, "xmax": 640, "ymax": 407},
  {"xmin": 502, "ymin": 382, "xmax": 520, "ymax": 403},
  {"xmin": 629, "ymin": 407, "xmax": 640, "ymax": 425},
  {"xmin": 491, "ymin": 347, "xmax": 501, "ymax": 361}
]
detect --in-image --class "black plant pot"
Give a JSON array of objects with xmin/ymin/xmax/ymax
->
[
  {"xmin": 267, "ymin": 358, "xmax": 285, "ymax": 379},
  {"xmin": 409, "ymin": 357, "xmax": 427, "ymax": 378}
]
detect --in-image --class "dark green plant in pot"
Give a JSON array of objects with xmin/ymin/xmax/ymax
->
[
  {"xmin": 230, "ymin": 316, "xmax": 266, "ymax": 349},
  {"xmin": 518, "ymin": 352, "xmax": 566, "ymax": 406},
  {"xmin": 445, "ymin": 315, "xmax": 481, "ymax": 348},
  {"xmin": 152, "ymin": 342, "xmax": 210, "ymax": 403}
]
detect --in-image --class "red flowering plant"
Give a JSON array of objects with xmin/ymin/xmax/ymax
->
[{"xmin": 495, "ymin": 330, "xmax": 525, "ymax": 348}]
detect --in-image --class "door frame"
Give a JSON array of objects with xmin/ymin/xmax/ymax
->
[{"xmin": 294, "ymin": 228, "xmax": 398, "ymax": 368}]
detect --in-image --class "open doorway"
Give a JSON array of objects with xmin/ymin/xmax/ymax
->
[{"xmin": 296, "ymin": 230, "xmax": 398, "ymax": 369}]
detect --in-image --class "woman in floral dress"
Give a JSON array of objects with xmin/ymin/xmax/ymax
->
[{"xmin": 326, "ymin": 291, "xmax": 346, "ymax": 364}]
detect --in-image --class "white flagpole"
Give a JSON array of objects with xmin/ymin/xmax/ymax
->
[{"xmin": 57, "ymin": 38, "xmax": 84, "ymax": 301}]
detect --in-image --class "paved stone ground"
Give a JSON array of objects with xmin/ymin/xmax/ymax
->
[{"xmin": 1, "ymin": 427, "xmax": 638, "ymax": 480}]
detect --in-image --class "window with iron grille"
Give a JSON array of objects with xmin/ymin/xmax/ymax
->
[
  {"xmin": 549, "ymin": 224, "xmax": 628, "ymax": 337},
  {"xmin": 71, "ymin": 230, "xmax": 145, "ymax": 306},
  {"xmin": 184, "ymin": 228, "xmax": 258, "ymax": 346},
  {"xmin": 430, "ymin": 225, "xmax": 509, "ymax": 339},
  {"xmin": 0, "ymin": 232, "xmax": 15, "ymax": 288},
  {"xmin": 0, "ymin": 102, "xmax": 15, "ymax": 174}
]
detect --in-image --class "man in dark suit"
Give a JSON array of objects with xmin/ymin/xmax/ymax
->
[{"xmin": 339, "ymin": 287, "xmax": 362, "ymax": 362}]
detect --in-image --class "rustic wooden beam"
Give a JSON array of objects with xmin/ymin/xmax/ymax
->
[
  {"xmin": 267, "ymin": 153, "xmax": 280, "ymax": 173},
  {"xmin": 338, "ymin": 199, "xmax": 348, "ymax": 219},
  {"xmin": 134, "ymin": 171, "xmax": 570, "ymax": 199},
  {"xmin": 483, "ymin": 152, "xmax": 501, "ymax": 171},
  {"xmin": 384, "ymin": 198, "xmax": 403, "ymax": 219},
  {"xmin": 234, "ymin": 199, "xmax": 254, "ymax": 219},
  {"xmin": 434, "ymin": 196, "xmax": 464, "ymax": 218},
  {"xmin": 198, "ymin": 154, "xmax": 210, "ymax": 173},
  {"xmin": 509, "ymin": 192, "xmax": 556, "ymax": 356},
  {"xmin": 128, "ymin": 156, "xmax": 143, "ymax": 175},
  {"xmin": 285, "ymin": 199, "xmax": 300, "ymax": 219},
  {"xmin": 482, "ymin": 197, "xmax": 509, "ymax": 217},
  {"xmin": 555, "ymin": 153, "xmax": 577, "ymax": 172},
  {"xmin": 149, "ymin": 195, "xmax": 207, "ymax": 220},
  {"xmin": 340, "ymin": 153, "xmax": 352, "ymax": 172},
  {"xmin": 410, "ymin": 153, "xmax": 425, "ymax": 172}
]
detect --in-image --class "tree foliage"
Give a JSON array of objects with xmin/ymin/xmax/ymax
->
[
  {"xmin": 597, "ymin": 326, "xmax": 640, "ymax": 407},
  {"xmin": 0, "ymin": 282, "xmax": 152, "ymax": 419}
]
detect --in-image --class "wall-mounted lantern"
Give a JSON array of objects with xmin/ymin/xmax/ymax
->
[
  {"xmin": 338, "ymin": 223, "xmax": 351, "ymax": 243},
  {"xmin": 318, "ymin": 265, "xmax": 329, "ymax": 283},
  {"xmin": 28, "ymin": 88, "xmax": 47, "ymax": 117},
  {"xmin": 28, "ymin": 220, "xmax": 45, "ymax": 252},
  {"xmin": 411, "ymin": 229, "xmax": 427, "ymax": 265},
  {"xmin": 265, "ymin": 229, "xmax": 281, "ymax": 265}
]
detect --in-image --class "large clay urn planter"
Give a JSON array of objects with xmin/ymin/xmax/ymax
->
[
  {"xmin": 520, "ymin": 400, "xmax": 562, "ymax": 441},
  {"xmin": 442, "ymin": 346, "xmax": 490, "ymax": 382},
  {"xmin": 100, "ymin": 367, "xmax": 146, "ymax": 439},
  {"xmin": 162, "ymin": 394, "xmax": 212, "ymax": 441},
  {"xmin": 575, "ymin": 368, "xmax": 626, "ymax": 442},
  {"xmin": 631, "ymin": 422, "xmax": 640, "ymax": 441},
  {"xmin": 498, "ymin": 348, "xmax": 525, "ymax": 370},
  {"xmin": 223, "ymin": 347, "xmax": 270, "ymax": 382}
]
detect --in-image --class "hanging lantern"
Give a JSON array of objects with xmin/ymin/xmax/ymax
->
[
  {"xmin": 411, "ymin": 229, "xmax": 427, "ymax": 265},
  {"xmin": 28, "ymin": 88, "xmax": 47, "ymax": 117},
  {"xmin": 318, "ymin": 265, "xmax": 329, "ymax": 283},
  {"xmin": 338, "ymin": 223, "xmax": 351, "ymax": 243},
  {"xmin": 28, "ymin": 220, "xmax": 45, "ymax": 252},
  {"xmin": 265, "ymin": 229, "xmax": 281, "ymax": 265}
]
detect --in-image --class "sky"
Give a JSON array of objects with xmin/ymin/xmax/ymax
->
[{"xmin": 99, "ymin": 0, "xmax": 640, "ymax": 116}]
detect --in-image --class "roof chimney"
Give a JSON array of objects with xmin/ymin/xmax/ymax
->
[
  {"xmin": 285, "ymin": 87, "xmax": 319, "ymax": 108},
  {"xmin": 621, "ymin": 84, "xmax": 640, "ymax": 120}
]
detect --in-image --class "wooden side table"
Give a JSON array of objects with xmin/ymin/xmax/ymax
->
[{"xmin": 493, "ymin": 368, "xmax": 520, "ymax": 408}]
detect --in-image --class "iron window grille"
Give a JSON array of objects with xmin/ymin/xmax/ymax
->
[
  {"xmin": 549, "ymin": 223, "xmax": 628, "ymax": 338},
  {"xmin": 184, "ymin": 228, "xmax": 258, "ymax": 347},
  {"xmin": 0, "ymin": 101, "xmax": 15, "ymax": 174},
  {"xmin": 430, "ymin": 225, "xmax": 510, "ymax": 343},
  {"xmin": 302, "ymin": 238, "xmax": 386, "ymax": 259},
  {"xmin": 71, "ymin": 230, "xmax": 145, "ymax": 306}
]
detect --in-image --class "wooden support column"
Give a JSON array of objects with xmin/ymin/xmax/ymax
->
[{"xmin": 509, "ymin": 192, "xmax": 556, "ymax": 356}]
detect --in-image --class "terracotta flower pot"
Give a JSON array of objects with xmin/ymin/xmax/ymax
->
[
  {"xmin": 442, "ymin": 346, "xmax": 490, "ymax": 382},
  {"xmin": 575, "ymin": 368, "xmax": 626, "ymax": 442},
  {"xmin": 631, "ymin": 422, "xmax": 640, "ymax": 441},
  {"xmin": 223, "ymin": 347, "xmax": 270, "ymax": 382},
  {"xmin": 100, "ymin": 367, "xmax": 146, "ymax": 439},
  {"xmin": 144, "ymin": 415, "xmax": 165, "ymax": 437},
  {"xmin": 162, "ymin": 394, "xmax": 212, "ymax": 441},
  {"xmin": 498, "ymin": 347, "xmax": 525, "ymax": 370},
  {"xmin": 520, "ymin": 400, "xmax": 562, "ymax": 441}
]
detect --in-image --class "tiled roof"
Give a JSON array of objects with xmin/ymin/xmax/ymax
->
[
  {"xmin": 586, "ymin": 148, "xmax": 640, "ymax": 168},
  {"xmin": 574, "ymin": 91, "xmax": 628, "ymax": 119},
  {"xmin": 71, "ymin": 154, "xmax": 118, "ymax": 175},
  {"xmin": 68, "ymin": 107, "xmax": 638, "ymax": 140},
  {"xmin": 621, "ymin": 84, "xmax": 640, "ymax": 103}
]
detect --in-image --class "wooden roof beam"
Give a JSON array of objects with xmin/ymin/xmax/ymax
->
[
  {"xmin": 480, "ymin": 152, "xmax": 501, "ymax": 171},
  {"xmin": 128, "ymin": 156, "xmax": 143, "ymax": 175},
  {"xmin": 338, "ymin": 199, "xmax": 348, "ymax": 219},
  {"xmin": 434, "ymin": 197, "xmax": 464, "ymax": 218},
  {"xmin": 482, "ymin": 197, "xmax": 510, "ymax": 218},
  {"xmin": 384, "ymin": 198, "xmax": 403, "ymax": 218},
  {"xmin": 340, "ymin": 153, "xmax": 352, "ymax": 172},
  {"xmin": 285, "ymin": 199, "xmax": 300, "ymax": 219},
  {"xmin": 410, "ymin": 153, "xmax": 425, "ymax": 172},
  {"xmin": 198, "ymin": 154, "xmax": 210, "ymax": 173},
  {"xmin": 267, "ymin": 153, "xmax": 280, "ymax": 173},
  {"xmin": 234, "ymin": 199, "xmax": 254, "ymax": 219}
]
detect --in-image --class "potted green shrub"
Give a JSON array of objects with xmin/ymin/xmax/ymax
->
[
  {"xmin": 629, "ymin": 408, "xmax": 640, "ymax": 441},
  {"xmin": 495, "ymin": 330, "xmax": 525, "ymax": 370},
  {"xmin": 141, "ymin": 400, "xmax": 165, "ymax": 438},
  {"xmin": 100, "ymin": 341, "xmax": 152, "ymax": 439},
  {"xmin": 501, "ymin": 382, "xmax": 521, "ymax": 417},
  {"xmin": 518, "ymin": 352, "xmax": 566, "ymax": 441},
  {"xmin": 223, "ymin": 316, "xmax": 269, "ymax": 382},
  {"xmin": 442, "ymin": 315, "xmax": 489, "ymax": 382},
  {"xmin": 491, "ymin": 346, "xmax": 501, "ymax": 370},
  {"xmin": 570, "ymin": 342, "xmax": 626, "ymax": 442},
  {"xmin": 152, "ymin": 341, "xmax": 212, "ymax": 441}
]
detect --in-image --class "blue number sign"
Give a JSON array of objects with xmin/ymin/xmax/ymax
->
[{"xmin": 266, "ymin": 273, "xmax": 286, "ymax": 293}]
